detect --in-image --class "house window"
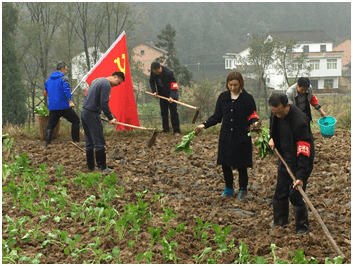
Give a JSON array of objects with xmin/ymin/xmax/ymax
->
[
  {"xmin": 320, "ymin": 45, "xmax": 326, "ymax": 52},
  {"xmin": 292, "ymin": 61, "xmax": 303, "ymax": 70},
  {"xmin": 324, "ymin": 79, "xmax": 334, "ymax": 89},
  {"xmin": 140, "ymin": 50, "xmax": 145, "ymax": 55},
  {"xmin": 327, "ymin": 59, "xmax": 337, "ymax": 69},
  {"xmin": 310, "ymin": 60, "xmax": 320, "ymax": 70},
  {"xmin": 303, "ymin": 45, "xmax": 309, "ymax": 53}
]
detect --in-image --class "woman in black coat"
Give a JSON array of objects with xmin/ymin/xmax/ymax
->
[{"xmin": 196, "ymin": 71, "xmax": 260, "ymax": 199}]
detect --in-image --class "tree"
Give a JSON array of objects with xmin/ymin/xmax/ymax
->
[
  {"xmin": 2, "ymin": 3, "xmax": 28, "ymax": 124},
  {"xmin": 155, "ymin": 23, "xmax": 193, "ymax": 87},
  {"xmin": 240, "ymin": 34, "xmax": 278, "ymax": 114},
  {"xmin": 276, "ymin": 40, "xmax": 311, "ymax": 88}
]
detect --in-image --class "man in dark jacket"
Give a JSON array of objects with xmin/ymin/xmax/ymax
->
[
  {"xmin": 44, "ymin": 61, "xmax": 80, "ymax": 147},
  {"xmin": 268, "ymin": 93, "xmax": 314, "ymax": 234},
  {"xmin": 150, "ymin": 62, "xmax": 180, "ymax": 135},
  {"xmin": 81, "ymin": 71, "xmax": 124, "ymax": 171}
]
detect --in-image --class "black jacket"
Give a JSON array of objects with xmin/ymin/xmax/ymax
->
[
  {"xmin": 149, "ymin": 66, "xmax": 177, "ymax": 98},
  {"xmin": 204, "ymin": 89, "xmax": 258, "ymax": 167},
  {"xmin": 270, "ymin": 104, "xmax": 314, "ymax": 182}
]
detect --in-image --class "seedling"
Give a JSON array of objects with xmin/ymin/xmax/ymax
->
[
  {"xmin": 193, "ymin": 247, "xmax": 212, "ymax": 264},
  {"xmin": 162, "ymin": 207, "xmax": 178, "ymax": 229},
  {"xmin": 160, "ymin": 236, "xmax": 180, "ymax": 263},
  {"xmin": 213, "ymin": 224, "xmax": 232, "ymax": 250},
  {"xmin": 193, "ymin": 217, "xmax": 212, "ymax": 239},
  {"xmin": 137, "ymin": 251, "xmax": 153, "ymax": 264},
  {"xmin": 147, "ymin": 227, "xmax": 162, "ymax": 249}
]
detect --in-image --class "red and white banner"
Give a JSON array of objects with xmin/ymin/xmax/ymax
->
[{"xmin": 83, "ymin": 31, "xmax": 140, "ymax": 131}]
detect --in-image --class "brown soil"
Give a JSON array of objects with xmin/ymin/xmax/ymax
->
[{"xmin": 2, "ymin": 129, "xmax": 351, "ymax": 263}]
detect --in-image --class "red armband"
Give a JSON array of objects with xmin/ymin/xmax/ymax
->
[
  {"xmin": 310, "ymin": 95, "xmax": 319, "ymax": 106},
  {"xmin": 247, "ymin": 111, "xmax": 259, "ymax": 121},
  {"xmin": 297, "ymin": 141, "xmax": 311, "ymax": 157},
  {"xmin": 44, "ymin": 91, "xmax": 48, "ymax": 97},
  {"xmin": 170, "ymin": 82, "xmax": 178, "ymax": 90}
]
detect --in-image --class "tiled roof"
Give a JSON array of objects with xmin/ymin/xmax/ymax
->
[{"xmin": 268, "ymin": 30, "xmax": 334, "ymax": 43}]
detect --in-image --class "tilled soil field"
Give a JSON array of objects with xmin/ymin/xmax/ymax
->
[{"xmin": 2, "ymin": 128, "xmax": 351, "ymax": 263}]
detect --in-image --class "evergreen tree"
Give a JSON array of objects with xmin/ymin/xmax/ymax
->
[
  {"xmin": 155, "ymin": 23, "xmax": 193, "ymax": 87},
  {"xmin": 2, "ymin": 3, "xmax": 28, "ymax": 124}
]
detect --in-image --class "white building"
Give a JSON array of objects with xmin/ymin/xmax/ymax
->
[
  {"xmin": 223, "ymin": 30, "xmax": 344, "ymax": 90},
  {"xmin": 72, "ymin": 47, "xmax": 104, "ymax": 90}
]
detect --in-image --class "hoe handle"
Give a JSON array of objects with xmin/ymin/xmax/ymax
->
[
  {"xmin": 101, "ymin": 117, "xmax": 155, "ymax": 131},
  {"xmin": 274, "ymin": 148, "xmax": 344, "ymax": 258},
  {"xmin": 145, "ymin": 91, "xmax": 199, "ymax": 110}
]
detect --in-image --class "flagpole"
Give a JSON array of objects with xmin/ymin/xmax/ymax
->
[
  {"xmin": 71, "ymin": 79, "xmax": 86, "ymax": 95},
  {"xmin": 71, "ymin": 31, "xmax": 126, "ymax": 95},
  {"xmin": 82, "ymin": 31, "xmax": 126, "ymax": 82}
]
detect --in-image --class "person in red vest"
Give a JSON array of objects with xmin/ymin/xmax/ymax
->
[
  {"xmin": 81, "ymin": 72, "xmax": 124, "ymax": 171},
  {"xmin": 149, "ymin": 62, "xmax": 181, "ymax": 136}
]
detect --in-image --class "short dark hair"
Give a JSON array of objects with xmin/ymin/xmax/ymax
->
[
  {"xmin": 151, "ymin": 61, "xmax": 161, "ymax": 70},
  {"xmin": 111, "ymin": 71, "xmax": 125, "ymax": 81},
  {"xmin": 297, "ymin": 77, "xmax": 310, "ymax": 88},
  {"xmin": 56, "ymin": 61, "xmax": 67, "ymax": 70},
  {"xmin": 269, "ymin": 92, "xmax": 288, "ymax": 107},
  {"xmin": 225, "ymin": 71, "xmax": 244, "ymax": 91}
]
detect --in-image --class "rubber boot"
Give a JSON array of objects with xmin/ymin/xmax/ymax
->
[
  {"xmin": 221, "ymin": 187, "xmax": 234, "ymax": 196},
  {"xmin": 95, "ymin": 149, "xmax": 113, "ymax": 172},
  {"xmin": 44, "ymin": 129, "xmax": 53, "ymax": 147},
  {"xmin": 294, "ymin": 205, "xmax": 309, "ymax": 234},
  {"xmin": 271, "ymin": 198, "xmax": 289, "ymax": 228},
  {"xmin": 86, "ymin": 150, "xmax": 95, "ymax": 171}
]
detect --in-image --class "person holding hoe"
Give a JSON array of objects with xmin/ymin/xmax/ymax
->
[
  {"xmin": 195, "ymin": 71, "xmax": 260, "ymax": 200},
  {"xmin": 149, "ymin": 61, "xmax": 181, "ymax": 136},
  {"xmin": 44, "ymin": 61, "xmax": 81, "ymax": 147},
  {"xmin": 268, "ymin": 92, "xmax": 314, "ymax": 234},
  {"xmin": 81, "ymin": 71, "xmax": 125, "ymax": 171}
]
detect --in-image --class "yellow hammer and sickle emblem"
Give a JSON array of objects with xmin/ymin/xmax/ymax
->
[{"xmin": 114, "ymin": 54, "xmax": 126, "ymax": 74}]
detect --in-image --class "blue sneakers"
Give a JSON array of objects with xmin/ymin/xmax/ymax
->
[
  {"xmin": 238, "ymin": 190, "xmax": 247, "ymax": 200},
  {"xmin": 221, "ymin": 187, "xmax": 234, "ymax": 196}
]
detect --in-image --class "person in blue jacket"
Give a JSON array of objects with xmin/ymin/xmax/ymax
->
[{"xmin": 44, "ymin": 61, "xmax": 80, "ymax": 147}]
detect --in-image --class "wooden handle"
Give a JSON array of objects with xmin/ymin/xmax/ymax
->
[
  {"xmin": 145, "ymin": 91, "xmax": 199, "ymax": 110},
  {"xmin": 101, "ymin": 117, "xmax": 155, "ymax": 131},
  {"xmin": 70, "ymin": 141, "xmax": 85, "ymax": 153},
  {"xmin": 274, "ymin": 148, "xmax": 344, "ymax": 258}
]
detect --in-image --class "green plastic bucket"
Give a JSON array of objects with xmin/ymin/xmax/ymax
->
[{"xmin": 318, "ymin": 116, "xmax": 336, "ymax": 138}]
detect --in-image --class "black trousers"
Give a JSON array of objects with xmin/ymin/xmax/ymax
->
[
  {"xmin": 81, "ymin": 109, "xmax": 105, "ymax": 152},
  {"xmin": 222, "ymin": 165, "xmax": 248, "ymax": 191},
  {"xmin": 274, "ymin": 160, "xmax": 311, "ymax": 207},
  {"xmin": 47, "ymin": 108, "xmax": 80, "ymax": 141},
  {"xmin": 159, "ymin": 89, "xmax": 180, "ymax": 133}
]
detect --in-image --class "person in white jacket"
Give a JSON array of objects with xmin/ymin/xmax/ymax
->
[{"xmin": 286, "ymin": 77, "xmax": 326, "ymax": 123}]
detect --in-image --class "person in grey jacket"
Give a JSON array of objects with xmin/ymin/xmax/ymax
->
[
  {"xmin": 81, "ymin": 72, "xmax": 124, "ymax": 171},
  {"xmin": 286, "ymin": 77, "xmax": 327, "ymax": 123}
]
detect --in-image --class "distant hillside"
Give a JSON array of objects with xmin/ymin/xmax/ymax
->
[{"xmin": 131, "ymin": 2, "xmax": 351, "ymax": 68}]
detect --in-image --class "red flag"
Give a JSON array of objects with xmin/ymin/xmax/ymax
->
[{"xmin": 83, "ymin": 31, "xmax": 140, "ymax": 131}]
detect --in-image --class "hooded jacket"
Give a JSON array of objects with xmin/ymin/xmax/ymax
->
[{"xmin": 45, "ymin": 71, "xmax": 72, "ymax": 111}]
